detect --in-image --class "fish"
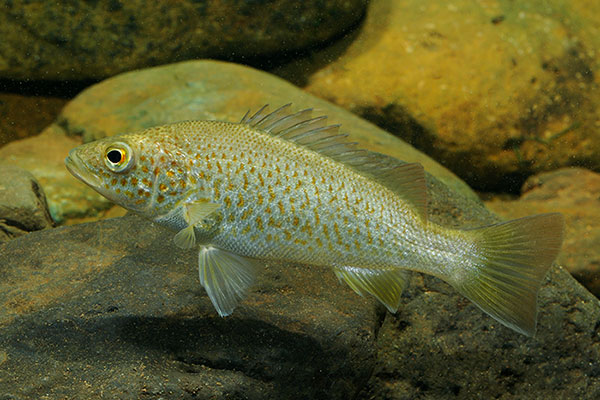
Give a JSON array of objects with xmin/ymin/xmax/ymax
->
[{"xmin": 65, "ymin": 104, "xmax": 564, "ymax": 336}]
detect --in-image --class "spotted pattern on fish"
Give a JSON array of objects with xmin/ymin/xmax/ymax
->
[{"xmin": 66, "ymin": 105, "xmax": 564, "ymax": 336}]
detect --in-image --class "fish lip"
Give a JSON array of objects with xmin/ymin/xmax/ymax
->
[{"xmin": 65, "ymin": 150, "xmax": 102, "ymax": 187}]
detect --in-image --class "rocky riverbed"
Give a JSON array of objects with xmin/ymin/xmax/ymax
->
[{"xmin": 1, "ymin": 1, "xmax": 599, "ymax": 398}]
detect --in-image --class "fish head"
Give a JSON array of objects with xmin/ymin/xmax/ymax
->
[{"xmin": 65, "ymin": 132, "xmax": 182, "ymax": 216}]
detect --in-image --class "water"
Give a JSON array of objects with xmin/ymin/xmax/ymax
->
[{"xmin": 0, "ymin": 1, "xmax": 598, "ymax": 398}]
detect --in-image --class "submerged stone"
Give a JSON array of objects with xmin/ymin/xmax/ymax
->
[
  {"xmin": 0, "ymin": 165, "xmax": 53, "ymax": 242},
  {"xmin": 0, "ymin": 165, "xmax": 598, "ymax": 398},
  {"xmin": 0, "ymin": 60, "xmax": 474, "ymax": 224},
  {"xmin": 0, "ymin": 214, "xmax": 378, "ymax": 399}
]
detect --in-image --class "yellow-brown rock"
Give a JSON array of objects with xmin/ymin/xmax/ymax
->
[{"xmin": 283, "ymin": 0, "xmax": 600, "ymax": 191}]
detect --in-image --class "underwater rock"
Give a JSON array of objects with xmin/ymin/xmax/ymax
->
[
  {"xmin": 0, "ymin": 125, "xmax": 112, "ymax": 224},
  {"xmin": 0, "ymin": 214, "xmax": 379, "ymax": 399},
  {"xmin": 0, "ymin": 165, "xmax": 53, "ymax": 242},
  {"xmin": 358, "ymin": 261, "xmax": 600, "ymax": 399},
  {"xmin": 486, "ymin": 167, "xmax": 600, "ymax": 298},
  {"xmin": 0, "ymin": 60, "xmax": 475, "ymax": 224},
  {"xmin": 1, "ymin": 163, "xmax": 598, "ymax": 398},
  {"xmin": 277, "ymin": 0, "xmax": 600, "ymax": 192},
  {"xmin": 0, "ymin": 0, "xmax": 367, "ymax": 80}
]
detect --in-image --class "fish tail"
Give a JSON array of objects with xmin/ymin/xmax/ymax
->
[{"xmin": 451, "ymin": 213, "xmax": 564, "ymax": 336}]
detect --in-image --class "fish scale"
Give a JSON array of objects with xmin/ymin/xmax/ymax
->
[
  {"xmin": 66, "ymin": 104, "xmax": 564, "ymax": 336},
  {"xmin": 171, "ymin": 120, "xmax": 421, "ymax": 270}
]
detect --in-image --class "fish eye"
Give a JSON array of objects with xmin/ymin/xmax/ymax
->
[
  {"xmin": 107, "ymin": 149, "xmax": 123, "ymax": 164},
  {"xmin": 104, "ymin": 142, "xmax": 134, "ymax": 172}
]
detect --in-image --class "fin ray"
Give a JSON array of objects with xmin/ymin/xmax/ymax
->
[
  {"xmin": 254, "ymin": 103, "xmax": 293, "ymax": 129},
  {"xmin": 198, "ymin": 245, "xmax": 258, "ymax": 317},
  {"xmin": 334, "ymin": 265, "xmax": 409, "ymax": 313},
  {"xmin": 452, "ymin": 213, "xmax": 564, "ymax": 336},
  {"xmin": 172, "ymin": 199, "xmax": 220, "ymax": 249},
  {"xmin": 267, "ymin": 110, "xmax": 316, "ymax": 134},
  {"xmin": 174, "ymin": 226, "xmax": 197, "ymax": 249},
  {"xmin": 242, "ymin": 104, "xmax": 269, "ymax": 125},
  {"xmin": 185, "ymin": 200, "xmax": 220, "ymax": 225}
]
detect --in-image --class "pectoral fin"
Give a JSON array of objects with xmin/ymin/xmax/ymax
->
[
  {"xmin": 198, "ymin": 245, "xmax": 258, "ymax": 317},
  {"xmin": 173, "ymin": 200, "xmax": 220, "ymax": 249},
  {"xmin": 333, "ymin": 265, "xmax": 409, "ymax": 313}
]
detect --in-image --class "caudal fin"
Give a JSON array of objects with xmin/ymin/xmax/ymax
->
[{"xmin": 454, "ymin": 213, "xmax": 564, "ymax": 336}]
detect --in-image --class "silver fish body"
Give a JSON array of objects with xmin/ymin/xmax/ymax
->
[{"xmin": 66, "ymin": 105, "xmax": 564, "ymax": 336}]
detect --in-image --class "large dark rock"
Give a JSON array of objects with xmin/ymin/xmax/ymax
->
[
  {"xmin": 0, "ymin": 214, "xmax": 379, "ymax": 399},
  {"xmin": 0, "ymin": 0, "xmax": 367, "ymax": 80},
  {"xmin": 0, "ymin": 167, "xmax": 598, "ymax": 399}
]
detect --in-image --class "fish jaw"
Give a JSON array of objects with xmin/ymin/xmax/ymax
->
[{"xmin": 65, "ymin": 149, "xmax": 103, "ymax": 189}]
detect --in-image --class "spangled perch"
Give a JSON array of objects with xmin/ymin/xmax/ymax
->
[{"xmin": 65, "ymin": 104, "xmax": 564, "ymax": 336}]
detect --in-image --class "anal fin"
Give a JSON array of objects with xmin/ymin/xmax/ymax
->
[
  {"xmin": 333, "ymin": 266, "xmax": 409, "ymax": 313},
  {"xmin": 198, "ymin": 245, "xmax": 258, "ymax": 317}
]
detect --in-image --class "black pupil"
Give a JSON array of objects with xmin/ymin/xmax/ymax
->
[{"xmin": 107, "ymin": 149, "xmax": 123, "ymax": 164}]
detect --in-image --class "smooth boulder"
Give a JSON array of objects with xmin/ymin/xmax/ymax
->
[
  {"xmin": 278, "ymin": 0, "xmax": 600, "ymax": 191},
  {"xmin": 0, "ymin": 60, "xmax": 474, "ymax": 224}
]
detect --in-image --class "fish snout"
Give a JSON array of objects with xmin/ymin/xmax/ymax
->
[{"xmin": 65, "ymin": 149, "xmax": 101, "ymax": 187}]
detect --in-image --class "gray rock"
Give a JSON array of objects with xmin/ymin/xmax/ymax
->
[
  {"xmin": 0, "ymin": 165, "xmax": 53, "ymax": 242},
  {"xmin": 0, "ymin": 213, "xmax": 379, "ymax": 399},
  {"xmin": 0, "ymin": 0, "xmax": 367, "ymax": 80},
  {"xmin": 0, "ymin": 165, "xmax": 598, "ymax": 398}
]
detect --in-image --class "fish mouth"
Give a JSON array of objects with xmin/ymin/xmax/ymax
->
[{"xmin": 65, "ymin": 150, "xmax": 102, "ymax": 188}]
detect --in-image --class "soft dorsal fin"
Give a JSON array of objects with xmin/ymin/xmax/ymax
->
[
  {"xmin": 368, "ymin": 160, "xmax": 427, "ymax": 220},
  {"xmin": 241, "ymin": 105, "xmax": 428, "ymax": 220}
]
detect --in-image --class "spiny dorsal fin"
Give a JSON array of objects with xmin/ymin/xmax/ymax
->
[{"xmin": 241, "ymin": 105, "xmax": 428, "ymax": 220}]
